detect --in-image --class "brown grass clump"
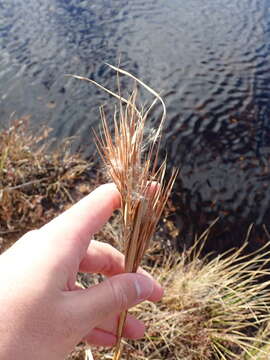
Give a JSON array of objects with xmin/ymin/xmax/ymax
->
[
  {"xmin": 70, "ymin": 65, "xmax": 177, "ymax": 359},
  {"xmin": 159, "ymin": 236, "xmax": 270, "ymax": 359},
  {"xmin": 91, "ymin": 226, "xmax": 270, "ymax": 360},
  {"xmin": 0, "ymin": 116, "xmax": 92, "ymax": 252}
]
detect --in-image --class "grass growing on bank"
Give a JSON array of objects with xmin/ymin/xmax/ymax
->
[
  {"xmin": 2, "ymin": 119, "xmax": 270, "ymax": 360},
  {"xmin": 0, "ymin": 117, "xmax": 93, "ymax": 251},
  {"xmin": 90, "ymin": 224, "xmax": 270, "ymax": 360}
]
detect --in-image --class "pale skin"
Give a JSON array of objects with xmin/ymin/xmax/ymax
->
[{"xmin": 0, "ymin": 183, "xmax": 163, "ymax": 360}]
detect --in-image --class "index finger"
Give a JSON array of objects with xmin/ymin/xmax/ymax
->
[{"xmin": 40, "ymin": 183, "xmax": 121, "ymax": 262}]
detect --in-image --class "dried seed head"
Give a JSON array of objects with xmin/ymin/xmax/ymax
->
[{"xmin": 68, "ymin": 65, "xmax": 177, "ymax": 360}]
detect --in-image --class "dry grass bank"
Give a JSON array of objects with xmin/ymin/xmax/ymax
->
[{"xmin": 0, "ymin": 117, "xmax": 95, "ymax": 251}]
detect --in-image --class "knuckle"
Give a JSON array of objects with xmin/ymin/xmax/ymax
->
[
  {"xmin": 107, "ymin": 277, "xmax": 129, "ymax": 310},
  {"xmin": 99, "ymin": 243, "xmax": 123, "ymax": 275}
]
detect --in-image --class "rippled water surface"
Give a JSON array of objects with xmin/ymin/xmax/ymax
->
[{"xmin": 1, "ymin": 0, "xmax": 270, "ymax": 249}]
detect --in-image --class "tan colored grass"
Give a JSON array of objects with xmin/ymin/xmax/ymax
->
[
  {"xmin": 90, "ymin": 225, "xmax": 270, "ymax": 360},
  {"xmin": 69, "ymin": 65, "xmax": 177, "ymax": 359},
  {"xmin": 160, "ymin": 240, "xmax": 270, "ymax": 359},
  {"xmin": 0, "ymin": 116, "xmax": 92, "ymax": 251},
  {"xmin": 151, "ymin": 230, "xmax": 270, "ymax": 360}
]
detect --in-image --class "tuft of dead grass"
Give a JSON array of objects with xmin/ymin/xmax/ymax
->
[
  {"xmin": 90, "ymin": 225, "xmax": 270, "ymax": 360},
  {"xmin": 0, "ymin": 116, "xmax": 93, "ymax": 252},
  {"xmin": 70, "ymin": 65, "xmax": 177, "ymax": 359}
]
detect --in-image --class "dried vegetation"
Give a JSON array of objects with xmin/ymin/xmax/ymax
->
[
  {"xmin": 0, "ymin": 116, "xmax": 93, "ymax": 252},
  {"xmin": 86, "ymin": 65, "xmax": 177, "ymax": 359},
  {"xmin": 92, "ymin": 225, "xmax": 270, "ymax": 360}
]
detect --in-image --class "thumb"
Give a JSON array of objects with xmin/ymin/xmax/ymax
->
[{"xmin": 69, "ymin": 273, "xmax": 155, "ymax": 334}]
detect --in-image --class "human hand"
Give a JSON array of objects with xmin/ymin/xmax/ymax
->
[{"xmin": 0, "ymin": 184, "xmax": 163, "ymax": 360}]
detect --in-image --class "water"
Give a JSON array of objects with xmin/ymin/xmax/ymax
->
[{"xmin": 1, "ymin": 0, "xmax": 270, "ymax": 250}]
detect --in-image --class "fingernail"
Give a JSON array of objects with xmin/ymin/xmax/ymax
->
[{"xmin": 134, "ymin": 274, "xmax": 154, "ymax": 302}]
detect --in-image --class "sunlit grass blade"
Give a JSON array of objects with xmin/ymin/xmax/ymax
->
[{"xmin": 69, "ymin": 66, "xmax": 177, "ymax": 359}]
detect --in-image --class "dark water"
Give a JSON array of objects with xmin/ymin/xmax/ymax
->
[{"xmin": 1, "ymin": 0, "xmax": 270, "ymax": 250}]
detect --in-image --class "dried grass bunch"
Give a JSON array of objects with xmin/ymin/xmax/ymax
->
[
  {"xmin": 92, "ymin": 225, "xmax": 270, "ymax": 360},
  {"xmin": 69, "ymin": 65, "xmax": 177, "ymax": 359},
  {"xmin": 138, "ymin": 226, "xmax": 270, "ymax": 360},
  {"xmin": 0, "ymin": 117, "xmax": 90, "ymax": 251},
  {"xmin": 87, "ymin": 224, "xmax": 270, "ymax": 360}
]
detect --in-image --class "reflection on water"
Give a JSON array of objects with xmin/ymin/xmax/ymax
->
[{"xmin": 1, "ymin": 0, "xmax": 270, "ymax": 250}]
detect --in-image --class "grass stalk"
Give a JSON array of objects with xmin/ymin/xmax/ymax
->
[{"xmin": 69, "ymin": 65, "xmax": 177, "ymax": 359}]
